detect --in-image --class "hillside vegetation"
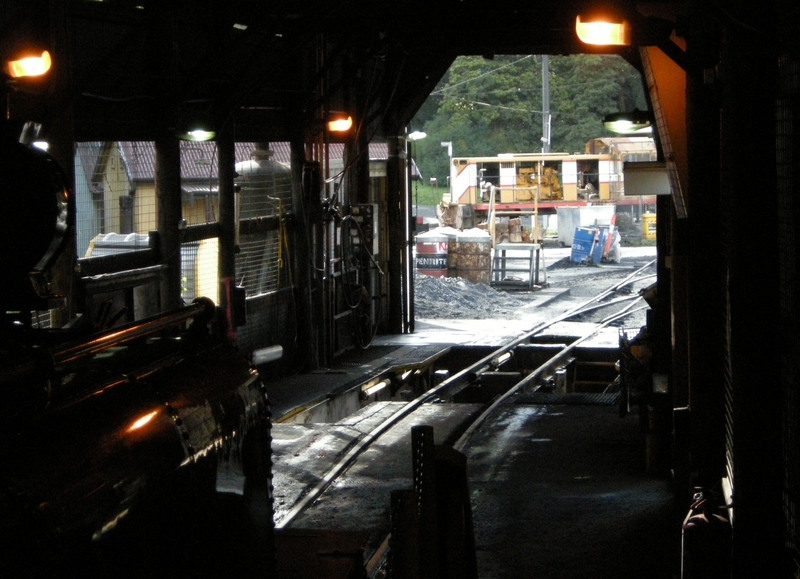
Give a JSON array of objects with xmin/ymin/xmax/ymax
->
[{"xmin": 410, "ymin": 54, "xmax": 646, "ymax": 186}]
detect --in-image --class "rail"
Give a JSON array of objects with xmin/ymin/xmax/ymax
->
[{"xmin": 273, "ymin": 259, "xmax": 656, "ymax": 574}]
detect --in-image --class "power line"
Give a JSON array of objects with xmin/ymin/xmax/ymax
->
[
  {"xmin": 511, "ymin": 74, "xmax": 642, "ymax": 92},
  {"xmin": 432, "ymin": 56, "xmax": 641, "ymax": 96},
  {"xmin": 459, "ymin": 100, "xmax": 545, "ymax": 114},
  {"xmin": 446, "ymin": 97, "xmax": 609, "ymax": 121},
  {"xmin": 437, "ymin": 73, "xmax": 642, "ymax": 100},
  {"xmin": 431, "ymin": 55, "xmax": 534, "ymax": 94}
]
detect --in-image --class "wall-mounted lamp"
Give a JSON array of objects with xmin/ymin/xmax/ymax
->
[
  {"xmin": 575, "ymin": 14, "xmax": 630, "ymax": 46},
  {"xmin": 602, "ymin": 109, "xmax": 653, "ymax": 134},
  {"xmin": 5, "ymin": 50, "xmax": 51, "ymax": 78},
  {"xmin": 407, "ymin": 131, "xmax": 427, "ymax": 141},
  {"xmin": 576, "ymin": 9, "xmax": 693, "ymax": 76},
  {"xmin": 327, "ymin": 113, "xmax": 353, "ymax": 133}
]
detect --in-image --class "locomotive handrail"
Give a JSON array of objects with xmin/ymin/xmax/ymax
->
[{"xmin": 51, "ymin": 297, "xmax": 216, "ymax": 366}]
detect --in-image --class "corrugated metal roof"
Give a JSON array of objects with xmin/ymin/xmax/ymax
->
[
  {"xmin": 182, "ymin": 185, "xmax": 218, "ymax": 195},
  {"xmin": 593, "ymin": 137, "xmax": 656, "ymax": 154},
  {"xmin": 113, "ymin": 141, "xmax": 390, "ymax": 183},
  {"xmin": 75, "ymin": 142, "xmax": 107, "ymax": 190}
]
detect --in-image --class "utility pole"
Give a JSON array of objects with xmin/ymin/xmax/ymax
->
[{"xmin": 541, "ymin": 54, "xmax": 551, "ymax": 153}]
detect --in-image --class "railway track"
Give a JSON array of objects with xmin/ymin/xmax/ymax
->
[{"xmin": 272, "ymin": 258, "xmax": 657, "ymax": 576}]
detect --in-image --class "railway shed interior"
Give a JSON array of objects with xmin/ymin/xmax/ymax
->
[{"xmin": 0, "ymin": 1, "xmax": 798, "ymax": 577}]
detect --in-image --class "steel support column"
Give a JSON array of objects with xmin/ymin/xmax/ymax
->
[
  {"xmin": 46, "ymin": 0, "xmax": 76, "ymax": 328},
  {"xmin": 641, "ymin": 43, "xmax": 691, "ymax": 472},
  {"xmin": 720, "ymin": 15, "xmax": 783, "ymax": 575},
  {"xmin": 387, "ymin": 137, "xmax": 404, "ymax": 334},
  {"xmin": 685, "ymin": 18, "xmax": 726, "ymax": 494},
  {"xmin": 217, "ymin": 128, "xmax": 236, "ymax": 338},
  {"xmin": 155, "ymin": 135, "xmax": 182, "ymax": 312},
  {"xmin": 291, "ymin": 134, "xmax": 313, "ymax": 368},
  {"xmin": 404, "ymin": 135, "xmax": 414, "ymax": 333}
]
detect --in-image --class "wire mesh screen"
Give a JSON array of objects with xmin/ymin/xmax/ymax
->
[
  {"xmin": 234, "ymin": 290, "xmax": 297, "ymax": 359},
  {"xmin": 74, "ymin": 142, "xmax": 103, "ymax": 258},
  {"xmin": 73, "ymin": 141, "xmax": 295, "ymax": 308},
  {"xmin": 180, "ymin": 239, "xmax": 219, "ymax": 304},
  {"xmin": 236, "ymin": 232, "xmax": 280, "ymax": 298},
  {"xmin": 30, "ymin": 310, "xmax": 52, "ymax": 329},
  {"xmin": 74, "ymin": 142, "xmax": 156, "ymax": 258},
  {"xmin": 236, "ymin": 143, "xmax": 294, "ymax": 217},
  {"xmin": 234, "ymin": 143, "xmax": 293, "ymax": 298},
  {"xmin": 181, "ymin": 142, "xmax": 219, "ymax": 226}
]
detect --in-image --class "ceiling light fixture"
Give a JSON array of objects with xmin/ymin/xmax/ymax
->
[
  {"xmin": 175, "ymin": 120, "xmax": 216, "ymax": 142},
  {"xmin": 183, "ymin": 128, "xmax": 216, "ymax": 142}
]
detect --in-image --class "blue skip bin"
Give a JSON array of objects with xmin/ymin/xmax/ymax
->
[
  {"xmin": 571, "ymin": 225, "xmax": 621, "ymax": 264},
  {"xmin": 570, "ymin": 226, "xmax": 597, "ymax": 263}
]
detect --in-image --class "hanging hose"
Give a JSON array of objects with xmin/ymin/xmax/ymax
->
[
  {"xmin": 266, "ymin": 196, "xmax": 293, "ymax": 289},
  {"xmin": 340, "ymin": 213, "xmax": 384, "ymax": 349}
]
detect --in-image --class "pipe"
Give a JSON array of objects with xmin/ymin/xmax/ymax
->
[
  {"xmin": 362, "ymin": 379, "xmax": 391, "ymax": 399},
  {"xmin": 468, "ymin": 350, "xmax": 514, "ymax": 381}
]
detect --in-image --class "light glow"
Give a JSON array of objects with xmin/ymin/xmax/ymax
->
[
  {"xmin": 6, "ymin": 50, "xmax": 52, "ymax": 78},
  {"xmin": 187, "ymin": 129, "xmax": 216, "ymax": 141},
  {"xmin": 327, "ymin": 115, "xmax": 353, "ymax": 133},
  {"xmin": 602, "ymin": 110, "xmax": 652, "ymax": 134},
  {"xmin": 363, "ymin": 379, "xmax": 390, "ymax": 398},
  {"xmin": 604, "ymin": 120, "xmax": 652, "ymax": 134},
  {"xmin": 575, "ymin": 16, "xmax": 630, "ymax": 46},
  {"xmin": 128, "ymin": 410, "xmax": 159, "ymax": 432}
]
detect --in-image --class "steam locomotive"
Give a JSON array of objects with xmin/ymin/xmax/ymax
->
[{"xmin": 0, "ymin": 121, "xmax": 275, "ymax": 576}]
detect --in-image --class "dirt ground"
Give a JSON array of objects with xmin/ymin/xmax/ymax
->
[{"xmin": 414, "ymin": 245, "xmax": 658, "ymax": 330}]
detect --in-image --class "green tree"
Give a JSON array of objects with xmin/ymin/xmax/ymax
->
[
  {"xmin": 411, "ymin": 53, "xmax": 646, "ymax": 188},
  {"xmin": 549, "ymin": 54, "xmax": 646, "ymax": 154}
]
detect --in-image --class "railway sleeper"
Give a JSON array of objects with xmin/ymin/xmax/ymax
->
[{"xmin": 452, "ymin": 371, "xmax": 524, "ymax": 404}]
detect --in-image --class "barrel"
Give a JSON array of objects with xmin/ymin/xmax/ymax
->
[
  {"xmin": 446, "ymin": 233, "xmax": 458, "ymax": 278},
  {"xmin": 641, "ymin": 212, "xmax": 657, "ymax": 240},
  {"xmin": 415, "ymin": 233, "xmax": 449, "ymax": 277},
  {"xmin": 455, "ymin": 233, "xmax": 492, "ymax": 284}
]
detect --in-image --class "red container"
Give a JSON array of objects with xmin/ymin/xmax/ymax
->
[{"xmin": 415, "ymin": 234, "xmax": 448, "ymax": 277}]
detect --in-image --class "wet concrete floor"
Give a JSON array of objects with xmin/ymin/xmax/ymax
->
[{"xmin": 464, "ymin": 399, "xmax": 680, "ymax": 579}]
